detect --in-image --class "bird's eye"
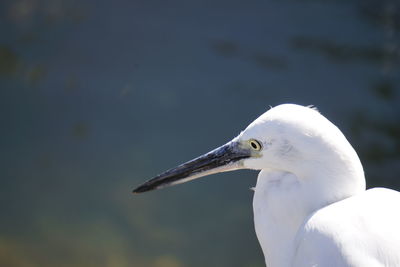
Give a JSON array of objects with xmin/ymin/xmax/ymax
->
[{"xmin": 249, "ymin": 139, "xmax": 262, "ymax": 151}]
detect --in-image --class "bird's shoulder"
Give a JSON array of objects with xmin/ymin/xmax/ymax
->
[{"xmin": 293, "ymin": 188, "xmax": 400, "ymax": 267}]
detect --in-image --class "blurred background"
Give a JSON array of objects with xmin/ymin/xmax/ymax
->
[{"xmin": 0, "ymin": 0, "xmax": 399, "ymax": 266}]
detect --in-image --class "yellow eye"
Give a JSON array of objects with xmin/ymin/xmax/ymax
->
[{"xmin": 249, "ymin": 139, "xmax": 262, "ymax": 151}]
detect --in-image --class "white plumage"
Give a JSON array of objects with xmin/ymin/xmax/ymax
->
[
  {"xmin": 134, "ymin": 104, "xmax": 400, "ymax": 267},
  {"xmin": 247, "ymin": 105, "xmax": 400, "ymax": 267}
]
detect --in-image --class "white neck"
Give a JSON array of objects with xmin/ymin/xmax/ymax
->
[{"xmin": 253, "ymin": 156, "xmax": 365, "ymax": 267}]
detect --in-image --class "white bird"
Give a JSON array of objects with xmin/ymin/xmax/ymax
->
[{"xmin": 133, "ymin": 104, "xmax": 400, "ymax": 267}]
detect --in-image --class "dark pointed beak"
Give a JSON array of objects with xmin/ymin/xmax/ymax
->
[{"xmin": 133, "ymin": 140, "xmax": 251, "ymax": 193}]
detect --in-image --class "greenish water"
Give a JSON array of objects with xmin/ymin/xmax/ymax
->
[{"xmin": 0, "ymin": 0, "xmax": 399, "ymax": 266}]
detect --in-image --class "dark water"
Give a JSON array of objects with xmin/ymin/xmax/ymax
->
[{"xmin": 0, "ymin": 0, "xmax": 399, "ymax": 266}]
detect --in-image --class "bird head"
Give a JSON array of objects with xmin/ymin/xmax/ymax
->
[{"xmin": 133, "ymin": 104, "xmax": 364, "ymax": 194}]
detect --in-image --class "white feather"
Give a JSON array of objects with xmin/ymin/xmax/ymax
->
[{"xmin": 242, "ymin": 104, "xmax": 400, "ymax": 267}]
